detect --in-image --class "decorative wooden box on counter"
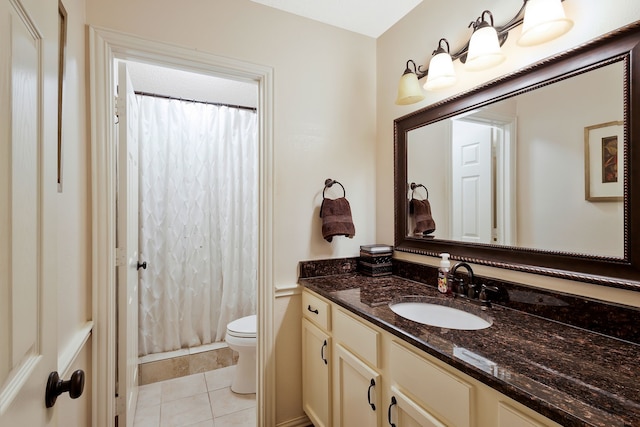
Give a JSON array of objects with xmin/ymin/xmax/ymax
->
[{"xmin": 299, "ymin": 258, "xmax": 640, "ymax": 427}]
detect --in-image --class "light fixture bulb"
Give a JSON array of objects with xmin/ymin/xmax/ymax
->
[
  {"xmin": 424, "ymin": 39, "xmax": 457, "ymax": 91},
  {"xmin": 465, "ymin": 13, "xmax": 506, "ymax": 71},
  {"xmin": 395, "ymin": 61, "xmax": 425, "ymax": 105},
  {"xmin": 518, "ymin": 0, "xmax": 573, "ymax": 46}
]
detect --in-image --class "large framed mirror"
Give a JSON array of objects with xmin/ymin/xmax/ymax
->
[{"xmin": 394, "ymin": 22, "xmax": 640, "ymax": 290}]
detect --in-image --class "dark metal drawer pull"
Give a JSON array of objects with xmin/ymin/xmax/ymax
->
[
  {"xmin": 367, "ymin": 378, "xmax": 376, "ymax": 411},
  {"xmin": 307, "ymin": 305, "xmax": 319, "ymax": 314},
  {"xmin": 388, "ymin": 396, "xmax": 397, "ymax": 426}
]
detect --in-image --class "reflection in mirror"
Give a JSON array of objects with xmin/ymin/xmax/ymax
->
[
  {"xmin": 394, "ymin": 23, "xmax": 640, "ymax": 288},
  {"xmin": 407, "ymin": 61, "xmax": 624, "ymax": 258}
]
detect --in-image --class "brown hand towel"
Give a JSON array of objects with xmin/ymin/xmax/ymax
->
[
  {"xmin": 410, "ymin": 198, "xmax": 436, "ymax": 235},
  {"xmin": 320, "ymin": 197, "xmax": 356, "ymax": 242}
]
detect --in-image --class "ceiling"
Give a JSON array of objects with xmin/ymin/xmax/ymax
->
[{"xmin": 250, "ymin": 0, "xmax": 423, "ymax": 38}]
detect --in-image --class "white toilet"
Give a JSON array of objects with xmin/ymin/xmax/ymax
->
[{"xmin": 225, "ymin": 314, "xmax": 257, "ymax": 394}]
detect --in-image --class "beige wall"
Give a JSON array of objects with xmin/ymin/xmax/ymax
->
[
  {"xmin": 86, "ymin": 0, "xmax": 378, "ymax": 284},
  {"xmin": 516, "ymin": 64, "xmax": 623, "ymax": 256},
  {"xmin": 58, "ymin": 0, "xmax": 90, "ymax": 354},
  {"xmin": 85, "ymin": 0, "xmax": 377, "ymax": 424},
  {"xmin": 57, "ymin": 0, "xmax": 92, "ymax": 424},
  {"xmin": 57, "ymin": 337, "xmax": 92, "ymax": 427},
  {"xmin": 407, "ymin": 123, "xmax": 451, "ymax": 238},
  {"xmin": 377, "ymin": 0, "xmax": 640, "ymax": 308}
]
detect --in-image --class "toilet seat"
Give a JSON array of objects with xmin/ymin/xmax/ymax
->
[{"xmin": 226, "ymin": 314, "xmax": 256, "ymax": 338}]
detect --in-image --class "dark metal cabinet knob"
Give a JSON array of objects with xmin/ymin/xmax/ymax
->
[
  {"xmin": 45, "ymin": 369, "xmax": 85, "ymax": 408},
  {"xmin": 137, "ymin": 261, "xmax": 147, "ymax": 270}
]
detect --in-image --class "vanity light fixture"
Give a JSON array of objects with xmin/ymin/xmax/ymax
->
[
  {"xmin": 465, "ymin": 11, "xmax": 506, "ymax": 71},
  {"xmin": 395, "ymin": 0, "xmax": 572, "ymax": 104},
  {"xmin": 518, "ymin": 0, "xmax": 574, "ymax": 46},
  {"xmin": 424, "ymin": 39, "xmax": 458, "ymax": 91},
  {"xmin": 396, "ymin": 60, "xmax": 426, "ymax": 105}
]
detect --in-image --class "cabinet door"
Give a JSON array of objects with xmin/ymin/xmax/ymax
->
[
  {"xmin": 498, "ymin": 402, "xmax": 550, "ymax": 427},
  {"xmin": 302, "ymin": 319, "xmax": 331, "ymax": 427},
  {"xmin": 390, "ymin": 341, "xmax": 472, "ymax": 427},
  {"xmin": 334, "ymin": 344, "xmax": 382, "ymax": 427},
  {"xmin": 387, "ymin": 386, "xmax": 447, "ymax": 427}
]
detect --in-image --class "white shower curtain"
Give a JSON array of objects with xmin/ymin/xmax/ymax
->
[{"xmin": 137, "ymin": 95, "xmax": 257, "ymax": 356}]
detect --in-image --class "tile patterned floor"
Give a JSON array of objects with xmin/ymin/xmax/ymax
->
[{"xmin": 134, "ymin": 365, "xmax": 256, "ymax": 427}]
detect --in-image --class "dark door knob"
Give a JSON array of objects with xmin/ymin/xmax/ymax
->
[
  {"xmin": 137, "ymin": 261, "xmax": 147, "ymax": 270},
  {"xmin": 45, "ymin": 369, "xmax": 85, "ymax": 408}
]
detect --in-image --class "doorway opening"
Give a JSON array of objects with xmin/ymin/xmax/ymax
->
[
  {"xmin": 120, "ymin": 60, "xmax": 259, "ymax": 383},
  {"xmin": 89, "ymin": 27, "xmax": 275, "ymax": 427}
]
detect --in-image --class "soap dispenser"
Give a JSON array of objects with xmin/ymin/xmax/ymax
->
[{"xmin": 437, "ymin": 253, "xmax": 451, "ymax": 294}]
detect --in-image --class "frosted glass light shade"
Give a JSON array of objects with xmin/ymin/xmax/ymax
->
[
  {"xmin": 518, "ymin": 0, "xmax": 573, "ymax": 46},
  {"xmin": 396, "ymin": 71, "xmax": 425, "ymax": 105},
  {"xmin": 466, "ymin": 26, "xmax": 506, "ymax": 71},
  {"xmin": 424, "ymin": 52, "xmax": 457, "ymax": 91}
]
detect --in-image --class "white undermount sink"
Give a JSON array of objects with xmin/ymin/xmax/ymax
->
[{"xmin": 389, "ymin": 298, "xmax": 492, "ymax": 330}]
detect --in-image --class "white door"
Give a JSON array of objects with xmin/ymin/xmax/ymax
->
[
  {"xmin": 116, "ymin": 62, "xmax": 140, "ymax": 427},
  {"xmin": 0, "ymin": 0, "xmax": 59, "ymax": 425},
  {"xmin": 451, "ymin": 119, "xmax": 493, "ymax": 244}
]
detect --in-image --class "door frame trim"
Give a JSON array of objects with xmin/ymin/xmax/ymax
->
[{"xmin": 88, "ymin": 26, "xmax": 275, "ymax": 427}]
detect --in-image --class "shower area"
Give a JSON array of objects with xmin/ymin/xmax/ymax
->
[{"xmin": 124, "ymin": 61, "xmax": 259, "ymax": 382}]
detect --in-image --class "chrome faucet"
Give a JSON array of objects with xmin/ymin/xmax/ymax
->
[{"xmin": 449, "ymin": 262, "xmax": 475, "ymax": 298}]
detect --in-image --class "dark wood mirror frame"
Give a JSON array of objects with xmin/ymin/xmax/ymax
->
[{"xmin": 394, "ymin": 22, "xmax": 640, "ymax": 291}]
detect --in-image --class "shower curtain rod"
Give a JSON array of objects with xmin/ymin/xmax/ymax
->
[{"xmin": 135, "ymin": 90, "xmax": 257, "ymax": 112}]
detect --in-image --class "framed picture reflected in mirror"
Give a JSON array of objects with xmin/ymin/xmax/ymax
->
[{"xmin": 584, "ymin": 121, "xmax": 624, "ymax": 202}]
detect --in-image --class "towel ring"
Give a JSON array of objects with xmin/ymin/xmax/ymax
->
[
  {"xmin": 320, "ymin": 178, "xmax": 347, "ymax": 218},
  {"xmin": 410, "ymin": 182, "xmax": 428, "ymax": 200},
  {"xmin": 323, "ymin": 178, "xmax": 346, "ymax": 199}
]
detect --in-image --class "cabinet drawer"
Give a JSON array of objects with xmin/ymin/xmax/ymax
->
[
  {"xmin": 333, "ymin": 309, "xmax": 380, "ymax": 368},
  {"xmin": 390, "ymin": 341, "xmax": 472, "ymax": 427},
  {"xmin": 303, "ymin": 290, "xmax": 331, "ymax": 331}
]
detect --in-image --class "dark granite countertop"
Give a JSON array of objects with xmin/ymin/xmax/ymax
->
[{"xmin": 299, "ymin": 272, "xmax": 640, "ymax": 427}]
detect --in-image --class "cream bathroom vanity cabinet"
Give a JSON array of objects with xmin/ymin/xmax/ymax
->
[{"xmin": 302, "ymin": 289, "xmax": 560, "ymax": 427}]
